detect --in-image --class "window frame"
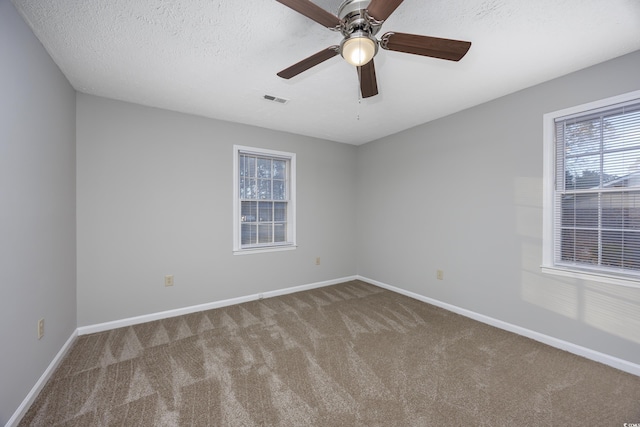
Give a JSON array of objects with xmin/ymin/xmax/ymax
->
[
  {"xmin": 542, "ymin": 89, "xmax": 640, "ymax": 288},
  {"xmin": 232, "ymin": 145, "xmax": 297, "ymax": 255}
]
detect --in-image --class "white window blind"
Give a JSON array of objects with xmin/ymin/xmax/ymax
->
[{"xmin": 553, "ymin": 99, "xmax": 640, "ymax": 281}]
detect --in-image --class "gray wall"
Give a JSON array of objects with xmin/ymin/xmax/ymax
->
[
  {"xmin": 3, "ymin": 2, "xmax": 639, "ymax": 420},
  {"xmin": 76, "ymin": 94, "xmax": 358, "ymax": 326},
  {"xmin": 0, "ymin": 0, "xmax": 77, "ymax": 423},
  {"xmin": 356, "ymin": 50, "xmax": 640, "ymax": 364}
]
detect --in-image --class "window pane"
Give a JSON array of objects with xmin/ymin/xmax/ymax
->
[
  {"xmin": 240, "ymin": 155, "xmax": 256, "ymax": 178},
  {"xmin": 258, "ymin": 179, "xmax": 271, "ymax": 199},
  {"xmin": 274, "ymin": 223, "xmax": 286, "ymax": 242},
  {"xmin": 602, "ymin": 230, "xmax": 623, "ymax": 268},
  {"xmin": 242, "ymin": 178, "xmax": 256, "ymax": 199},
  {"xmin": 562, "ymin": 194, "xmax": 599, "ymax": 228},
  {"xmin": 603, "ymin": 110, "xmax": 640, "ymax": 151},
  {"xmin": 241, "ymin": 223, "xmax": 256, "ymax": 245},
  {"xmin": 575, "ymin": 194, "xmax": 599, "ymax": 228},
  {"xmin": 565, "ymin": 155, "xmax": 601, "ymax": 190},
  {"xmin": 575, "ymin": 229, "xmax": 599, "ymax": 264},
  {"xmin": 239, "ymin": 155, "xmax": 248, "ymax": 177},
  {"xmin": 561, "ymin": 228, "xmax": 598, "ymax": 264},
  {"xmin": 603, "ymin": 149, "xmax": 640, "ymax": 185},
  {"xmin": 239, "ymin": 177, "xmax": 246, "ymax": 198},
  {"xmin": 241, "ymin": 201, "xmax": 257, "ymax": 223},
  {"xmin": 273, "ymin": 180, "xmax": 285, "ymax": 200},
  {"xmin": 239, "ymin": 154, "xmax": 255, "ymax": 178},
  {"xmin": 273, "ymin": 160, "xmax": 286, "ymax": 179},
  {"xmin": 564, "ymin": 118, "xmax": 601, "ymax": 156},
  {"xmin": 257, "ymin": 158, "xmax": 271, "ymax": 178},
  {"xmin": 258, "ymin": 224, "xmax": 272, "ymax": 243},
  {"xmin": 561, "ymin": 195, "xmax": 576, "ymax": 227},
  {"xmin": 560, "ymin": 228, "xmax": 575, "ymax": 262},
  {"xmin": 274, "ymin": 202, "xmax": 286, "ymax": 221},
  {"xmin": 626, "ymin": 191, "xmax": 640, "ymax": 230},
  {"xmin": 601, "ymin": 192, "xmax": 623, "ymax": 229},
  {"xmin": 623, "ymin": 230, "xmax": 640, "ymax": 269},
  {"xmin": 240, "ymin": 178, "xmax": 257, "ymax": 199},
  {"xmin": 258, "ymin": 202, "xmax": 272, "ymax": 222}
]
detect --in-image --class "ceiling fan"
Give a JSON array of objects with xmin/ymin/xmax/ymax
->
[{"xmin": 275, "ymin": 0, "xmax": 472, "ymax": 98}]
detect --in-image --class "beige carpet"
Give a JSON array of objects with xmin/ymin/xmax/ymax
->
[{"xmin": 19, "ymin": 280, "xmax": 640, "ymax": 426}]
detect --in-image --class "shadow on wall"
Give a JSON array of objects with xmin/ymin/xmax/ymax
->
[{"xmin": 515, "ymin": 176, "xmax": 640, "ymax": 345}]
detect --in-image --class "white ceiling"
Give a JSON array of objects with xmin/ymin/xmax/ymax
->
[{"xmin": 11, "ymin": 0, "xmax": 640, "ymax": 145}]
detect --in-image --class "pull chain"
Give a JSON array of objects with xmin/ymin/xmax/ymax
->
[{"xmin": 356, "ymin": 65, "xmax": 362, "ymax": 120}]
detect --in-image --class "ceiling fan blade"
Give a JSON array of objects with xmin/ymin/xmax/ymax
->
[
  {"xmin": 380, "ymin": 32, "xmax": 471, "ymax": 61},
  {"xmin": 277, "ymin": 46, "xmax": 339, "ymax": 79},
  {"xmin": 366, "ymin": 0, "xmax": 404, "ymax": 21},
  {"xmin": 358, "ymin": 60, "xmax": 378, "ymax": 98},
  {"xmin": 276, "ymin": 0, "xmax": 341, "ymax": 28}
]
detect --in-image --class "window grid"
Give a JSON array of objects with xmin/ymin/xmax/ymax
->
[
  {"xmin": 236, "ymin": 149, "xmax": 294, "ymax": 251},
  {"xmin": 553, "ymin": 101, "xmax": 640, "ymax": 279}
]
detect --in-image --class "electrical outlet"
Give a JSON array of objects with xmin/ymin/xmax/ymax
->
[
  {"xmin": 437, "ymin": 270, "xmax": 444, "ymax": 280},
  {"xmin": 165, "ymin": 275, "xmax": 174, "ymax": 287},
  {"xmin": 38, "ymin": 318, "xmax": 44, "ymax": 340},
  {"xmin": 315, "ymin": 257, "xmax": 321, "ymax": 265}
]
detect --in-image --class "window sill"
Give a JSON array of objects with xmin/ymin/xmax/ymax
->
[
  {"xmin": 233, "ymin": 245, "xmax": 297, "ymax": 256},
  {"xmin": 540, "ymin": 265, "xmax": 640, "ymax": 289}
]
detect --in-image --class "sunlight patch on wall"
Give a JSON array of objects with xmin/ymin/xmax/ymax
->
[
  {"xmin": 584, "ymin": 284, "xmax": 640, "ymax": 344},
  {"xmin": 521, "ymin": 271, "xmax": 579, "ymax": 319}
]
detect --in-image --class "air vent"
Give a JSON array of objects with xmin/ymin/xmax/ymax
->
[{"xmin": 263, "ymin": 94, "xmax": 289, "ymax": 104}]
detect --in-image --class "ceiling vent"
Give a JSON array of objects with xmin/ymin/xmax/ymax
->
[{"xmin": 263, "ymin": 94, "xmax": 289, "ymax": 104}]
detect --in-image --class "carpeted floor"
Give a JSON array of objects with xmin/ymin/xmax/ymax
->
[{"xmin": 19, "ymin": 280, "xmax": 640, "ymax": 426}]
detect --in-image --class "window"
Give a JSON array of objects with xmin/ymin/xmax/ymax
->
[
  {"xmin": 233, "ymin": 145, "xmax": 296, "ymax": 254},
  {"xmin": 543, "ymin": 90, "xmax": 640, "ymax": 287}
]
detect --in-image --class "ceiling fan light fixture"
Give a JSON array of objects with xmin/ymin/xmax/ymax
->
[{"xmin": 340, "ymin": 32, "xmax": 377, "ymax": 66}]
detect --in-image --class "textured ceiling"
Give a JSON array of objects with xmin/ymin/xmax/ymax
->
[{"xmin": 11, "ymin": 0, "xmax": 640, "ymax": 144}]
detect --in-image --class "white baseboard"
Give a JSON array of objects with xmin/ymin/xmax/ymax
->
[
  {"xmin": 357, "ymin": 275, "xmax": 640, "ymax": 377},
  {"xmin": 12, "ymin": 273, "xmax": 637, "ymax": 426},
  {"xmin": 77, "ymin": 276, "xmax": 357, "ymax": 336},
  {"xmin": 6, "ymin": 330, "xmax": 77, "ymax": 427}
]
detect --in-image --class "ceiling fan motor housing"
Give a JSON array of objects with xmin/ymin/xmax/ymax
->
[{"xmin": 338, "ymin": 0, "xmax": 382, "ymax": 37}]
